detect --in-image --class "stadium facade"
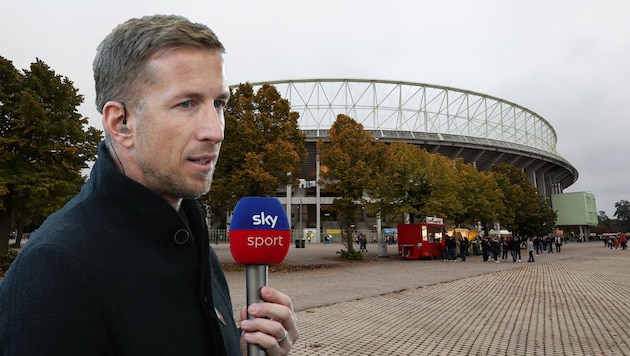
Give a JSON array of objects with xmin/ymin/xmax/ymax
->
[{"xmin": 241, "ymin": 79, "xmax": 581, "ymax": 241}]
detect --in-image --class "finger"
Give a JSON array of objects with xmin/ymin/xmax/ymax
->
[
  {"xmin": 244, "ymin": 303, "xmax": 299, "ymax": 351},
  {"xmin": 247, "ymin": 300, "xmax": 291, "ymax": 323},
  {"xmin": 240, "ymin": 321, "xmax": 291, "ymax": 356},
  {"xmin": 239, "ymin": 286, "xmax": 299, "ymax": 355},
  {"xmin": 242, "ymin": 297, "xmax": 295, "ymax": 334},
  {"xmin": 258, "ymin": 286, "xmax": 298, "ymax": 331},
  {"xmin": 241, "ymin": 318, "xmax": 287, "ymax": 340},
  {"xmin": 260, "ymin": 286, "xmax": 292, "ymax": 308}
]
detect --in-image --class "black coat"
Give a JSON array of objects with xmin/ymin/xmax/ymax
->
[
  {"xmin": 490, "ymin": 240, "xmax": 501, "ymax": 254},
  {"xmin": 481, "ymin": 239, "xmax": 491, "ymax": 253},
  {"xmin": 0, "ymin": 142, "xmax": 240, "ymax": 355}
]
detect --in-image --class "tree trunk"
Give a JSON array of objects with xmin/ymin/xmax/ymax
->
[
  {"xmin": 343, "ymin": 204, "xmax": 355, "ymax": 253},
  {"xmin": 345, "ymin": 228, "xmax": 354, "ymax": 253},
  {"xmin": 0, "ymin": 214, "xmax": 10, "ymax": 255}
]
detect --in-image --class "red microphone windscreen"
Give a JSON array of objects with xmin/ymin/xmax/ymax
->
[{"xmin": 229, "ymin": 197, "xmax": 291, "ymax": 264}]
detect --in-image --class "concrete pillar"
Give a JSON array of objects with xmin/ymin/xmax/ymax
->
[
  {"xmin": 316, "ymin": 152, "xmax": 321, "ymax": 244},
  {"xmin": 377, "ymin": 214, "xmax": 388, "ymax": 257},
  {"xmin": 286, "ymin": 182, "xmax": 292, "ymax": 226}
]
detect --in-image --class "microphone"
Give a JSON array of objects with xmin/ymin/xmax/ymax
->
[{"xmin": 229, "ymin": 197, "xmax": 291, "ymax": 355}]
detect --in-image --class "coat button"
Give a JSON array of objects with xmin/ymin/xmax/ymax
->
[{"xmin": 173, "ymin": 229, "xmax": 190, "ymax": 245}]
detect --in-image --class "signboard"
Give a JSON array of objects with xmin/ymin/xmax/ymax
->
[{"xmin": 425, "ymin": 216, "xmax": 443, "ymax": 224}]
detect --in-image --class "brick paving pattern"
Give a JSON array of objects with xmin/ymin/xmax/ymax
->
[{"xmin": 216, "ymin": 242, "xmax": 630, "ymax": 355}]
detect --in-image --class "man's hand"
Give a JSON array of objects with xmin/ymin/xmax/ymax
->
[{"xmin": 239, "ymin": 286, "xmax": 299, "ymax": 355}]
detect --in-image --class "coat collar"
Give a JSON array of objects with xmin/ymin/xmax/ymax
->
[{"xmin": 87, "ymin": 141, "xmax": 208, "ymax": 247}]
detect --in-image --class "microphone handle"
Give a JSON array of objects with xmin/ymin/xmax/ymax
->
[{"xmin": 246, "ymin": 264, "xmax": 268, "ymax": 356}]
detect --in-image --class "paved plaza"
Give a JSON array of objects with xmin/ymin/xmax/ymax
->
[{"xmin": 215, "ymin": 241, "xmax": 630, "ymax": 355}]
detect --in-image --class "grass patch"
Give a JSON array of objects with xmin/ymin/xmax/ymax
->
[
  {"xmin": 220, "ymin": 255, "xmax": 381, "ymax": 273},
  {"xmin": 221, "ymin": 263, "xmax": 339, "ymax": 273},
  {"xmin": 0, "ymin": 250, "xmax": 18, "ymax": 278}
]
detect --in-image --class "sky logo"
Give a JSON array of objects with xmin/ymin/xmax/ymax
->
[{"xmin": 252, "ymin": 212, "xmax": 278, "ymax": 229}]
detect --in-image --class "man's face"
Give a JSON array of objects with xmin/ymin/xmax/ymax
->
[{"xmin": 128, "ymin": 48, "xmax": 229, "ymax": 206}]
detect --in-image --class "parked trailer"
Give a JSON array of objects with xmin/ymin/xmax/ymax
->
[{"xmin": 397, "ymin": 217, "xmax": 447, "ymax": 260}]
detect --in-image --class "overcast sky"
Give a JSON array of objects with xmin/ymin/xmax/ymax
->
[{"xmin": 2, "ymin": 0, "xmax": 628, "ymax": 217}]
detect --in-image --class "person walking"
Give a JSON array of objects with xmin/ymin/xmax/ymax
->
[
  {"xmin": 534, "ymin": 236, "xmax": 542, "ymax": 255},
  {"xmin": 515, "ymin": 236, "xmax": 522, "ymax": 262},
  {"xmin": 490, "ymin": 237, "xmax": 501, "ymax": 263},
  {"xmin": 501, "ymin": 236, "xmax": 509, "ymax": 262},
  {"xmin": 481, "ymin": 237, "xmax": 490, "ymax": 262},
  {"xmin": 509, "ymin": 236, "xmax": 519, "ymax": 262},
  {"xmin": 527, "ymin": 238, "xmax": 535, "ymax": 262},
  {"xmin": 359, "ymin": 234, "xmax": 368, "ymax": 252},
  {"xmin": 446, "ymin": 235, "xmax": 458, "ymax": 262},
  {"xmin": 555, "ymin": 236, "xmax": 563, "ymax": 253},
  {"xmin": 474, "ymin": 237, "xmax": 481, "ymax": 256},
  {"xmin": 459, "ymin": 235, "xmax": 469, "ymax": 262}
]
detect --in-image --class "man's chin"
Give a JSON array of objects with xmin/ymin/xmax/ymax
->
[
  {"xmin": 180, "ymin": 173, "xmax": 213, "ymax": 197},
  {"xmin": 185, "ymin": 180, "xmax": 212, "ymax": 199}
]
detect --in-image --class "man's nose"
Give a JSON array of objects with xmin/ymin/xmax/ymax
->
[{"xmin": 198, "ymin": 106, "xmax": 225, "ymax": 142}]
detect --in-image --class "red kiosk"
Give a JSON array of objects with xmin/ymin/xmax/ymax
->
[{"xmin": 397, "ymin": 217, "xmax": 447, "ymax": 260}]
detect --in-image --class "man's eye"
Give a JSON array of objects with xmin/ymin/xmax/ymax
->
[
  {"xmin": 214, "ymin": 100, "xmax": 226, "ymax": 109},
  {"xmin": 179, "ymin": 100, "xmax": 193, "ymax": 108}
]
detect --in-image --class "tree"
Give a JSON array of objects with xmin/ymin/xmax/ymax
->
[
  {"xmin": 204, "ymin": 83, "xmax": 306, "ymax": 226},
  {"xmin": 367, "ymin": 142, "xmax": 434, "ymax": 224},
  {"xmin": 0, "ymin": 57, "xmax": 101, "ymax": 254},
  {"xmin": 614, "ymin": 200, "xmax": 630, "ymax": 232},
  {"xmin": 420, "ymin": 152, "xmax": 462, "ymax": 220},
  {"xmin": 614, "ymin": 200, "xmax": 630, "ymax": 220},
  {"xmin": 491, "ymin": 164, "xmax": 556, "ymax": 237},
  {"xmin": 318, "ymin": 115, "xmax": 378, "ymax": 254},
  {"xmin": 452, "ymin": 158, "xmax": 503, "ymax": 228},
  {"xmin": 595, "ymin": 211, "xmax": 615, "ymax": 233},
  {"xmin": 520, "ymin": 196, "xmax": 557, "ymax": 237}
]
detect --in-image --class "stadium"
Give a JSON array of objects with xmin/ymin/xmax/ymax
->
[{"xmin": 242, "ymin": 79, "xmax": 582, "ymax": 240}]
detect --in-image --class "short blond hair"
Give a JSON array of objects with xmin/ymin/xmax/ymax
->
[{"xmin": 93, "ymin": 15, "xmax": 225, "ymax": 114}]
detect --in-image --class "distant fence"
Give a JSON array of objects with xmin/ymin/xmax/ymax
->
[
  {"xmin": 210, "ymin": 229, "xmax": 396, "ymax": 245},
  {"xmin": 207, "ymin": 229, "xmax": 227, "ymax": 244}
]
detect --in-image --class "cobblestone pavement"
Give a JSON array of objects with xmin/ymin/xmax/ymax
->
[{"xmin": 215, "ymin": 242, "xmax": 630, "ymax": 355}]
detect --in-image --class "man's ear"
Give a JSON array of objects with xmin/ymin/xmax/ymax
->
[{"xmin": 102, "ymin": 101, "xmax": 133, "ymax": 148}]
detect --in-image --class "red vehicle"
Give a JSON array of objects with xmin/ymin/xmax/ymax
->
[{"xmin": 397, "ymin": 217, "xmax": 447, "ymax": 259}]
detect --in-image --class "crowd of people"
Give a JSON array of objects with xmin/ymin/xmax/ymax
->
[
  {"xmin": 352, "ymin": 230, "xmax": 629, "ymax": 259},
  {"xmin": 440, "ymin": 234, "xmax": 470, "ymax": 262},
  {"xmin": 448, "ymin": 235, "xmax": 566, "ymax": 263},
  {"xmin": 603, "ymin": 235, "xmax": 628, "ymax": 250}
]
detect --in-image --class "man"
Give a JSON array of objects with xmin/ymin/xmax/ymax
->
[
  {"xmin": 458, "ymin": 234, "xmax": 469, "ymax": 262},
  {"xmin": 490, "ymin": 237, "xmax": 501, "ymax": 263},
  {"xmin": 500, "ymin": 236, "xmax": 509, "ymax": 262},
  {"xmin": 526, "ymin": 237, "xmax": 535, "ymax": 262},
  {"xmin": 555, "ymin": 235, "xmax": 563, "ymax": 253},
  {"xmin": 508, "ymin": 236, "xmax": 519, "ymax": 262},
  {"xmin": 446, "ymin": 235, "xmax": 457, "ymax": 262},
  {"xmin": 481, "ymin": 236, "xmax": 490, "ymax": 262},
  {"xmin": 0, "ymin": 15, "xmax": 298, "ymax": 355}
]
